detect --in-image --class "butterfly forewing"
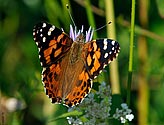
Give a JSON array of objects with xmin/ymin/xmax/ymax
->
[
  {"xmin": 84, "ymin": 39, "xmax": 120, "ymax": 79},
  {"xmin": 33, "ymin": 22, "xmax": 73, "ymax": 67}
]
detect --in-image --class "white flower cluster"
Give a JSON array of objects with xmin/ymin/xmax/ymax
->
[
  {"xmin": 67, "ymin": 83, "xmax": 134, "ymax": 124},
  {"xmin": 67, "ymin": 117, "xmax": 83, "ymax": 125},
  {"xmin": 67, "ymin": 82, "xmax": 112, "ymax": 125},
  {"xmin": 113, "ymin": 103, "xmax": 134, "ymax": 123}
]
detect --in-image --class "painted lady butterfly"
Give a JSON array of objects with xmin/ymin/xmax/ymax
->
[{"xmin": 33, "ymin": 22, "xmax": 120, "ymax": 107}]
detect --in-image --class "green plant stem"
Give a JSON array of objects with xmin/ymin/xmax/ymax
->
[
  {"xmin": 85, "ymin": 0, "xmax": 97, "ymax": 38},
  {"xmin": 105, "ymin": 0, "xmax": 120, "ymax": 94},
  {"xmin": 127, "ymin": 0, "xmax": 135, "ymax": 106}
]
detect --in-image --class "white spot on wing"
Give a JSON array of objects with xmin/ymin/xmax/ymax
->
[
  {"xmin": 103, "ymin": 64, "xmax": 107, "ymax": 68},
  {"xmin": 35, "ymin": 41, "xmax": 39, "ymax": 45},
  {"xmin": 111, "ymin": 40, "xmax": 115, "ymax": 46},
  {"xmin": 103, "ymin": 39, "xmax": 108, "ymax": 45},
  {"xmin": 89, "ymin": 79, "xmax": 93, "ymax": 89},
  {"xmin": 42, "ymin": 23, "xmax": 46, "ymax": 28},
  {"xmin": 38, "ymin": 47, "xmax": 40, "ymax": 52},
  {"xmin": 48, "ymin": 31, "xmax": 51, "ymax": 36},
  {"xmin": 103, "ymin": 45, "xmax": 107, "ymax": 50},
  {"xmin": 50, "ymin": 26, "xmax": 55, "ymax": 31},
  {"xmin": 99, "ymin": 70, "xmax": 102, "ymax": 74},
  {"xmin": 43, "ymin": 37, "xmax": 46, "ymax": 42},
  {"xmin": 94, "ymin": 75, "xmax": 97, "ymax": 79},
  {"xmin": 104, "ymin": 53, "xmax": 108, "ymax": 58},
  {"xmin": 48, "ymin": 26, "xmax": 55, "ymax": 36},
  {"xmin": 42, "ymin": 67, "xmax": 46, "ymax": 74},
  {"xmin": 103, "ymin": 39, "xmax": 108, "ymax": 50},
  {"xmin": 112, "ymin": 47, "xmax": 115, "ymax": 50}
]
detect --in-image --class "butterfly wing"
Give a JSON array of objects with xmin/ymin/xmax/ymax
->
[
  {"xmin": 64, "ymin": 67, "xmax": 93, "ymax": 107},
  {"xmin": 84, "ymin": 39, "xmax": 120, "ymax": 79},
  {"xmin": 33, "ymin": 22, "xmax": 73, "ymax": 104},
  {"xmin": 63, "ymin": 39, "xmax": 120, "ymax": 107},
  {"xmin": 33, "ymin": 22, "xmax": 73, "ymax": 67}
]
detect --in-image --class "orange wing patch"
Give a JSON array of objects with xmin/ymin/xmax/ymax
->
[
  {"xmin": 42, "ymin": 63, "xmax": 63, "ymax": 103},
  {"xmin": 43, "ymin": 41, "xmax": 58, "ymax": 64},
  {"xmin": 64, "ymin": 69, "xmax": 92, "ymax": 107}
]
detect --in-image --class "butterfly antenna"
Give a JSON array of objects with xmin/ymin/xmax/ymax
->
[
  {"xmin": 94, "ymin": 21, "xmax": 112, "ymax": 32},
  {"xmin": 66, "ymin": 4, "xmax": 76, "ymax": 28}
]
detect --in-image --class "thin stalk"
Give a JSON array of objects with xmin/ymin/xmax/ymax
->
[
  {"xmin": 85, "ymin": 0, "xmax": 97, "ymax": 38},
  {"xmin": 105, "ymin": 0, "xmax": 120, "ymax": 94},
  {"xmin": 127, "ymin": 0, "xmax": 136, "ymax": 106},
  {"xmin": 138, "ymin": 0, "xmax": 149, "ymax": 124}
]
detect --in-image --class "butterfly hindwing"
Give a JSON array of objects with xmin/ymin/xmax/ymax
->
[
  {"xmin": 42, "ymin": 61, "xmax": 63, "ymax": 104},
  {"xmin": 64, "ymin": 68, "xmax": 92, "ymax": 107}
]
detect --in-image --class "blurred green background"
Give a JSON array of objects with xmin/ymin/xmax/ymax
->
[{"xmin": 0, "ymin": 0, "xmax": 164, "ymax": 125}]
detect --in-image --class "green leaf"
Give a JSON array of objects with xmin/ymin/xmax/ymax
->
[
  {"xmin": 156, "ymin": 0, "xmax": 164, "ymax": 18},
  {"xmin": 48, "ymin": 110, "xmax": 83, "ymax": 122}
]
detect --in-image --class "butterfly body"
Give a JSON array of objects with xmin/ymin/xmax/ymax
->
[
  {"xmin": 33, "ymin": 22, "xmax": 120, "ymax": 107},
  {"xmin": 69, "ymin": 41, "xmax": 84, "ymax": 64}
]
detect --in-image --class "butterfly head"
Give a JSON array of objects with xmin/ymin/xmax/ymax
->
[{"xmin": 69, "ymin": 25, "xmax": 94, "ymax": 43}]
